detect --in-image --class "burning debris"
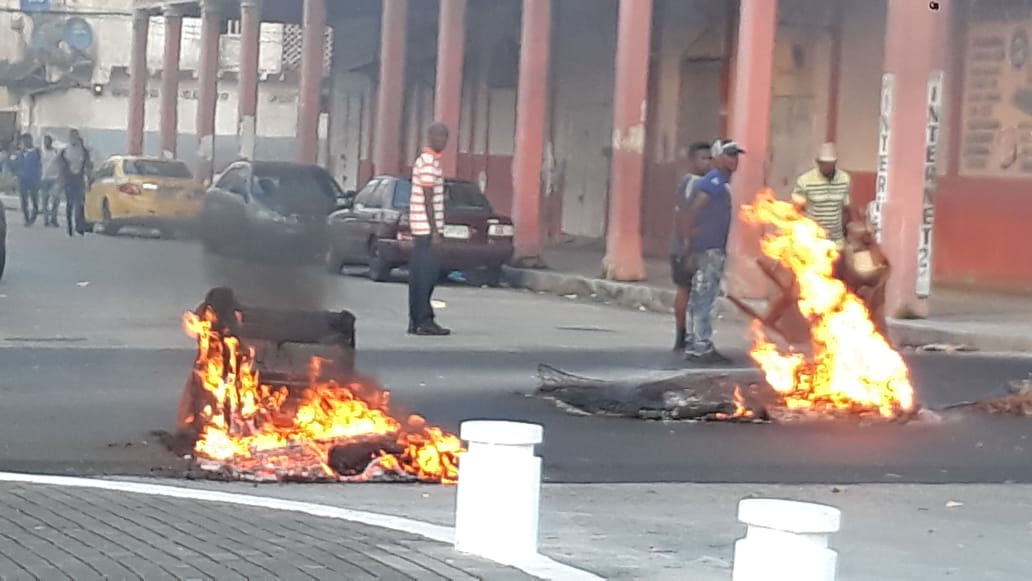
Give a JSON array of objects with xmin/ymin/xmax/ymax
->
[
  {"xmin": 174, "ymin": 288, "xmax": 462, "ymax": 483},
  {"xmin": 740, "ymin": 190, "xmax": 915, "ymax": 420},
  {"xmin": 537, "ymin": 190, "xmax": 919, "ymax": 424}
]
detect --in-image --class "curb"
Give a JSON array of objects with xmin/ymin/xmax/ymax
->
[
  {"xmin": 501, "ymin": 265, "xmax": 758, "ymax": 325},
  {"xmin": 502, "ymin": 266, "xmax": 1029, "ymax": 353},
  {"xmin": 886, "ymin": 320, "xmax": 1032, "ymax": 353}
]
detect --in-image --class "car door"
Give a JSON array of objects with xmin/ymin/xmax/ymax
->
[
  {"xmin": 346, "ymin": 179, "xmax": 385, "ymax": 259},
  {"xmin": 205, "ymin": 164, "xmax": 251, "ymax": 243},
  {"xmin": 85, "ymin": 160, "xmax": 118, "ymax": 222},
  {"xmin": 329, "ymin": 178, "xmax": 374, "ymax": 262}
]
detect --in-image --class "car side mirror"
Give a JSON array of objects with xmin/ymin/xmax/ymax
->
[{"xmin": 338, "ymin": 191, "xmax": 356, "ymax": 209}]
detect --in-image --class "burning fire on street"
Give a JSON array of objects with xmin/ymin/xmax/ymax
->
[
  {"xmin": 738, "ymin": 189, "xmax": 916, "ymax": 422},
  {"xmin": 178, "ymin": 306, "xmax": 463, "ymax": 483},
  {"xmin": 536, "ymin": 189, "xmax": 928, "ymax": 424}
]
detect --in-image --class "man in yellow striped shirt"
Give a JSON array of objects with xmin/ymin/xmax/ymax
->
[{"xmin": 791, "ymin": 142, "xmax": 855, "ymax": 276}]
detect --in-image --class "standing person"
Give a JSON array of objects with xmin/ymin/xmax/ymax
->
[
  {"xmin": 15, "ymin": 134, "xmax": 41, "ymax": 226},
  {"xmin": 39, "ymin": 135, "xmax": 62, "ymax": 227},
  {"xmin": 670, "ymin": 141, "xmax": 713, "ymax": 351},
  {"xmin": 59, "ymin": 129, "xmax": 92, "ymax": 237},
  {"xmin": 680, "ymin": 139, "xmax": 745, "ymax": 363},
  {"xmin": 790, "ymin": 142, "xmax": 855, "ymax": 276},
  {"xmin": 406, "ymin": 122, "xmax": 451, "ymax": 336}
]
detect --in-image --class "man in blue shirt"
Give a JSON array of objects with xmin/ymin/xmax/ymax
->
[
  {"xmin": 670, "ymin": 142, "xmax": 713, "ymax": 351},
  {"xmin": 677, "ymin": 139, "xmax": 744, "ymax": 363},
  {"xmin": 14, "ymin": 134, "xmax": 42, "ymax": 226}
]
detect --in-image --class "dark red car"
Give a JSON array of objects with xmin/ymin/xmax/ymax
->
[{"xmin": 325, "ymin": 176, "xmax": 514, "ymax": 284}]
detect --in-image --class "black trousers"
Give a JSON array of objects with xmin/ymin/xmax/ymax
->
[
  {"xmin": 19, "ymin": 182, "xmax": 39, "ymax": 224},
  {"xmin": 408, "ymin": 235, "xmax": 441, "ymax": 327},
  {"xmin": 65, "ymin": 177, "xmax": 86, "ymax": 236}
]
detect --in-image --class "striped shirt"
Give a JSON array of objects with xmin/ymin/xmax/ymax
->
[
  {"xmin": 792, "ymin": 168, "xmax": 852, "ymax": 246},
  {"xmin": 409, "ymin": 147, "xmax": 445, "ymax": 236}
]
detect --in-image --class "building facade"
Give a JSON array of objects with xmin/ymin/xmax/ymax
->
[
  {"xmin": 121, "ymin": 0, "xmax": 1031, "ymax": 316},
  {"xmin": 0, "ymin": 0, "xmax": 328, "ymax": 165}
]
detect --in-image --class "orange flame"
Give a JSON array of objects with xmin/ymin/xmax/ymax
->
[
  {"xmin": 740, "ymin": 189, "xmax": 914, "ymax": 418},
  {"xmin": 182, "ymin": 308, "xmax": 463, "ymax": 483}
]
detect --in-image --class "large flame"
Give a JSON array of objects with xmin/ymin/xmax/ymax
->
[
  {"xmin": 741, "ymin": 189, "xmax": 914, "ymax": 418},
  {"xmin": 182, "ymin": 308, "xmax": 463, "ymax": 482}
]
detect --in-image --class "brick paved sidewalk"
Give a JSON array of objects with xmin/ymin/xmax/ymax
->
[{"xmin": 0, "ymin": 482, "xmax": 533, "ymax": 581}]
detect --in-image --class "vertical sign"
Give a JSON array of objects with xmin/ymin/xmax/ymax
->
[
  {"xmin": 870, "ymin": 73, "xmax": 894, "ymax": 243},
  {"xmin": 916, "ymin": 70, "xmax": 944, "ymax": 299}
]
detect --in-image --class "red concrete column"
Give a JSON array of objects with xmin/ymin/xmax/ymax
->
[
  {"xmin": 127, "ymin": 10, "xmax": 149, "ymax": 156},
  {"xmin": 511, "ymin": 0, "xmax": 551, "ymax": 266},
  {"xmin": 603, "ymin": 0, "xmax": 653, "ymax": 281},
  {"xmin": 725, "ymin": 0, "xmax": 777, "ymax": 298},
  {"xmin": 876, "ymin": 0, "xmax": 950, "ymax": 318},
  {"xmin": 238, "ymin": 0, "xmax": 261, "ymax": 160},
  {"xmin": 297, "ymin": 0, "xmax": 326, "ymax": 165},
  {"xmin": 434, "ymin": 0, "xmax": 466, "ymax": 177},
  {"xmin": 374, "ymin": 0, "xmax": 407, "ymax": 176},
  {"xmin": 159, "ymin": 6, "xmax": 183, "ymax": 160},
  {"xmin": 196, "ymin": 0, "xmax": 221, "ymax": 181}
]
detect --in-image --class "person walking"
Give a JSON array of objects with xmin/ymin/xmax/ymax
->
[
  {"xmin": 407, "ymin": 122, "xmax": 451, "ymax": 336},
  {"xmin": 15, "ymin": 134, "xmax": 42, "ymax": 226},
  {"xmin": 670, "ymin": 142, "xmax": 713, "ymax": 351},
  {"xmin": 59, "ymin": 129, "xmax": 92, "ymax": 237},
  {"xmin": 39, "ymin": 135, "xmax": 62, "ymax": 227},
  {"xmin": 679, "ymin": 138, "xmax": 745, "ymax": 364}
]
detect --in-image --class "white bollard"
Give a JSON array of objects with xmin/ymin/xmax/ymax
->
[
  {"xmin": 732, "ymin": 498, "xmax": 842, "ymax": 581},
  {"xmin": 454, "ymin": 420, "xmax": 544, "ymax": 566}
]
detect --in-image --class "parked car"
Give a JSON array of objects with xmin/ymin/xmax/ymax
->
[
  {"xmin": 200, "ymin": 160, "xmax": 342, "ymax": 261},
  {"xmin": 325, "ymin": 176, "xmax": 515, "ymax": 284},
  {"xmin": 0, "ymin": 197, "xmax": 6, "ymax": 280},
  {"xmin": 85, "ymin": 156, "xmax": 204, "ymax": 237}
]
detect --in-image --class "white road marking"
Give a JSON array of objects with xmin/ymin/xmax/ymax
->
[{"xmin": 0, "ymin": 471, "xmax": 602, "ymax": 581}]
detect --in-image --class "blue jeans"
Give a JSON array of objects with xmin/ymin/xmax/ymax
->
[{"xmin": 685, "ymin": 248, "xmax": 727, "ymax": 354}]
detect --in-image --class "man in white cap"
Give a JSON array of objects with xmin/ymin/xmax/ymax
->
[{"xmin": 791, "ymin": 142, "xmax": 855, "ymax": 275}]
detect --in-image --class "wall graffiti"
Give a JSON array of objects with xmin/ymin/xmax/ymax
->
[{"xmin": 959, "ymin": 0, "xmax": 1032, "ymax": 177}]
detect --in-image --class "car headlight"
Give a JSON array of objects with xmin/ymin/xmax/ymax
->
[{"xmin": 488, "ymin": 224, "xmax": 514, "ymax": 237}]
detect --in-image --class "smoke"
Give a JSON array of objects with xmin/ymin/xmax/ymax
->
[{"xmin": 200, "ymin": 250, "xmax": 331, "ymax": 311}]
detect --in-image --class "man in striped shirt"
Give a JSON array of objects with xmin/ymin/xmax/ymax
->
[
  {"xmin": 407, "ymin": 122, "xmax": 451, "ymax": 336},
  {"xmin": 791, "ymin": 143, "xmax": 855, "ymax": 263}
]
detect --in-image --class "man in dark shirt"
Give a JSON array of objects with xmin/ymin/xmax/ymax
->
[
  {"xmin": 15, "ymin": 134, "xmax": 42, "ymax": 226},
  {"xmin": 679, "ymin": 139, "xmax": 744, "ymax": 363},
  {"xmin": 670, "ymin": 142, "xmax": 713, "ymax": 351}
]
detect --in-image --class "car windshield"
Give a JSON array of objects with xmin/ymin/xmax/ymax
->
[
  {"xmin": 124, "ymin": 159, "xmax": 193, "ymax": 179},
  {"xmin": 252, "ymin": 165, "xmax": 340, "ymax": 216},
  {"xmin": 392, "ymin": 180, "xmax": 493, "ymax": 212}
]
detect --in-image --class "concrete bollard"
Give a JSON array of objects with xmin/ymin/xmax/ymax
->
[
  {"xmin": 732, "ymin": 498, "xmax": 842, "ymax": 581},
  {"xmin": 454, "ymin": 420, "xmax": 544, "ymax": 565}
]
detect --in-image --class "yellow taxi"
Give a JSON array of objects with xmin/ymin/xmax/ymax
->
[{"xmin": 85, "ymin": 156, "xmax": 205, "ymax": 236}]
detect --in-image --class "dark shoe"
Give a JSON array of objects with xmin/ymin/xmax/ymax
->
[
  {"xmin": 673, "ymin": 329, "xmax": 687, "ymax": 352},
  {"xmin": 414, "ymin": 322, "xmax": 451, "ymax": 336},
  {"xmin": 686, "ymin": 349, "xmax": 732, "ymax": 365}
]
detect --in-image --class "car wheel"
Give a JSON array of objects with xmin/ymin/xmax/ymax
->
[
  {"xmin": 325, "ymin": 247, "xmax": 344, "ymax": 275},
  {"xmin": 99, "ymin": 200, "xmax": 120, "ymax": 236},
  {"xmin": 367, "ymin": 241, "xmax": 392, "ymax": 282},
  {"xmin": 481, "ymin": 266, "xmax": 504, "ymax": 288}
]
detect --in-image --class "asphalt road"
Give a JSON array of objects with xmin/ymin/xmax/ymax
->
[{"xmin": 1, "ymin": 220, "xmax": 1030, "ymax": 484}]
